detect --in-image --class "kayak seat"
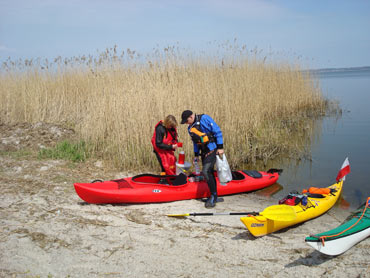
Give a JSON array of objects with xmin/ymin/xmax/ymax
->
[
  {"xmin": 171, "ymin": 173, "xmax": 187, "ymax": 186},
  {"xmin": 242, "ymin": 170, "xmax": 262, "ymax": 179}
]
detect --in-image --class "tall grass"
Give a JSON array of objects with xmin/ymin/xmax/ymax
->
[{"xmin": 0, "ymin": 44, "xmax": 327, "ymax": 171}]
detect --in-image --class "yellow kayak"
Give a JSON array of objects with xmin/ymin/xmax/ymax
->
[{"xmin": 240, "ymin": 180, "xmax": 343, "ymax": 237}]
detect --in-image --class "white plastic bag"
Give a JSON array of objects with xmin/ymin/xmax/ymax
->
[{"xmin": 216, "ymin": 154, "xmax": 232, "ymax": 185}]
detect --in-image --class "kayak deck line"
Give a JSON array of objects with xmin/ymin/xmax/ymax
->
[{"xmin": 309, "ymin": 197, "xmax": 370, "ymax": 245}]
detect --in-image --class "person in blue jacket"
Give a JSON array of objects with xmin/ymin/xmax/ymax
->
[{"xmin": 181, "ymin": 110, "xmax": 224, "ymax": 208}]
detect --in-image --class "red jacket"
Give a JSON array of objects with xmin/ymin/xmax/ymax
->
[{"xmin": 151, "ymin": 121, "xmax": 178, "ymax": 175}]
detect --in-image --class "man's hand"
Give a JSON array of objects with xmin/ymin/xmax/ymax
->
[{"xmin": 216, "ymin": 149, "xmax": 224, "ymax": 155}]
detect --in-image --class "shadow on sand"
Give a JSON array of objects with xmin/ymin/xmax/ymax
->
[{"xmin": 285, "ymin": 250, "xmax": 336, "ymax": 268}]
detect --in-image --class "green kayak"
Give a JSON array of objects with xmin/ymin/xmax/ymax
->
[{"xmin": 305, "ymin": 198, "xmax": 370, "ymax": 255}]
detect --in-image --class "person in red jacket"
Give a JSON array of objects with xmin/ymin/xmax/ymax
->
[{"xmin": 151, "ymin": 115, "xmax": 179, "ymax": 175}]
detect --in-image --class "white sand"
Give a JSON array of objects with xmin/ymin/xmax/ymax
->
[{"xmin": 1, "ymin": 157, "xmax": 369, "ymax": 278}]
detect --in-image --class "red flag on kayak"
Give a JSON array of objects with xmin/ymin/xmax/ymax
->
[{"xmin": 336, "ymin": 157, "xmax": 350, "ymax": 182}]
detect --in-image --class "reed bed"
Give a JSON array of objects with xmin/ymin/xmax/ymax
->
[{"xmin": 0, "ymin": 44, "xmax": 327, "ymax": 171}]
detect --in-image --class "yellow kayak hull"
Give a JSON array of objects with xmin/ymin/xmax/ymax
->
[{"xmin": 240, "ymin": 181, "xmax": 343, "ymax": 237}]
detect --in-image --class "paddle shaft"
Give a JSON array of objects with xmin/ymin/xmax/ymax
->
[
  {"xmin": 168, "ymin": 205, "xmax": 297, "ymax": 221},
  {"xmin": 187, "ymin": 212, "xmax": 258, "ymax": 216}
]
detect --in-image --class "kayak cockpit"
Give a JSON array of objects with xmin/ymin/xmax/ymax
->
[
  {"xmin": 128, "ymin": 169, "xmax": 278, "ymax": 187},
  {"xmin": 131, "ymin": 173, "xmax": 188, "ymax": 186}
]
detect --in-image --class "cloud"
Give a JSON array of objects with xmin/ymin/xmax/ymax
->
[{"xmin": 0, "ymin": 45, "xmax": 15, "ymax": 52}]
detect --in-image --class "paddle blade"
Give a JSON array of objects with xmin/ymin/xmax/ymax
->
[
  {"xmin": 260, "ymin": 205, "xmax": 296, "ymax": 221},
  {"xmin": 166, "ymin": 213, "xmax": 191, "ymax": 218}
]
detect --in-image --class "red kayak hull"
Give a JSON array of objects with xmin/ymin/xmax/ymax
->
[{"xmin": 74, "ymin": 170, "xmax": 280, "ymax": 204}]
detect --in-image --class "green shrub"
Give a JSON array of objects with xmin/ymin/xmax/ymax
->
[{"xmin": 38, "ymin": 140, "xmax": 88, "ymax": 162}]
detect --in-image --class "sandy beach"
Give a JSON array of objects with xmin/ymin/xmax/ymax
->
[{"xmin": 1, "ymin": 123, "xmax": 369, "ymax": 278}]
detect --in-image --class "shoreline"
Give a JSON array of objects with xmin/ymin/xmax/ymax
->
[{"xmin": 1, "ymin": 123, "xmax": 369, "ymax": 277}]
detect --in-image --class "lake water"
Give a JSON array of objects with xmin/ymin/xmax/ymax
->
[{"xmin": 269, "ymin": 68, "xmax": 370, "ymax": 209}]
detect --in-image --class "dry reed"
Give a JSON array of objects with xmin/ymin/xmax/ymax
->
[{"xmin": 0, "ymin": 44, "xmax": 327, "ymax": 171}]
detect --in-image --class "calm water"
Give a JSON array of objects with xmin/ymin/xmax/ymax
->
[{"xmin": 271, "ymin": 68, "xmax": 370, "ymax": 208}]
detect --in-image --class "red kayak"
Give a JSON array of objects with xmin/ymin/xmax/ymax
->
[{"xmin": 74, "ymin": 169, "xmax": 281, "ymax": 204}]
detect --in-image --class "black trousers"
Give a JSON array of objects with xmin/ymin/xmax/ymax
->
[
  {"xmin": 153, "ymin": 150, "xmax": 165, "ymax": 172},
  {"xmin": 201, "ymin": 150, "xmax": 217, "ymax": 196}
]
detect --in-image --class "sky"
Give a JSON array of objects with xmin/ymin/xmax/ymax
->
[{"xmin": 1, "ymin": 0, "xmax": 370, "ymax": 69}]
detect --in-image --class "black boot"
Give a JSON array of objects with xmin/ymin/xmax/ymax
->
[
  {"xmin": 205, "ymin": 194, "xmax": 217, "ymax": 208},
  {"xmin": 204, "ymin": 193, "xmax": 224, "ymax": 208},
  {"xmin": 205, "ymin": 195, "xmax": 216, "ymax": 208}
]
